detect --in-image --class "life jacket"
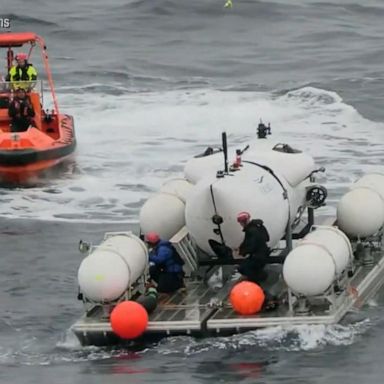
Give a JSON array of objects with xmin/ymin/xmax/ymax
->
[{"xmin": 8, "ymin": 64, "xmax": 38, "ymax": 90}]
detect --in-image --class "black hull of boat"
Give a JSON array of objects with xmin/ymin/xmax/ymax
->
[{"xmin": 0, "ymin": 140, "xmax": 76, "ymax": 166}]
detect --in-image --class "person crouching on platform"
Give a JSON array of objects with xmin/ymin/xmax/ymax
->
[
  {"xmin": 236, "ymin": 212, "xmax": 285, "ymax": 310},
  {"xmin": 236, "ymin": 212, "xmax": 271, "ymax": 284},
  {"xmin": 8, "ymin": 88, "xmax": 35, "ymax": 132},
  {"xmin": 145, "ymin": 232, "xmax": 185, "ymax": 293}
]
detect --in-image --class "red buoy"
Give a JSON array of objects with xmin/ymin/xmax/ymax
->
[
  {"xmin": 110, "ymin": 301, "xmax": 148, "ymax": 339},
  {"xmin": 230, "ymin": 281, "xmax": 265, "ymax": 315}
]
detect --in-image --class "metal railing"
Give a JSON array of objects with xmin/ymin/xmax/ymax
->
[
  {"xmin": 0, "ymin": 80, "xmax": 43, "ymax": 100},
  {"xmin": 170, "ymin": 226, "xmax": 199, "ymax": 276}
]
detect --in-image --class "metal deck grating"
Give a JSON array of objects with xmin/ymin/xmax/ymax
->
[{"xmin": 147, "ymin": 280, "xmax": 232, "ymax": 330}]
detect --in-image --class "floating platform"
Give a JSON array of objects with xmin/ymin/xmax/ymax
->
[{"xmin": 72, "ymin": 242, "xmax": 384, "ymax": 346}]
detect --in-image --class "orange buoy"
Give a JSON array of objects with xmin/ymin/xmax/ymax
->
[
  {"xmin": 110, "ymin": 301, "xmax": 148, "ymax": 339},
  {"xmin": 230, "ymin": 281, "xmax": 265, "ymax": 315}
]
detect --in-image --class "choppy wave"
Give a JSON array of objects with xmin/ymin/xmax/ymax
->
[
  {"xmin": 0, "ymin": 86, "xmax": 382, "ymax": 222},
  {"xmin": 7, "ymin": 14, "xmax": 58, "ymax": 26},
  {"xmin": 312, "ymin": 2, "xmax": 384, "ymax": 16}
]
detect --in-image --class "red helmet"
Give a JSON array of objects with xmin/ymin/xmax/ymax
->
[
  {"xmin": 145, "ymin": 231, "xmax": 160, "ymax": 244},
  {"xmin": 15, "ymin": 53, "xmax": 28, "ymax": 61},
  {"xmin": 237, "ymin": 211, "xmax": 251, "ymax": 223}
]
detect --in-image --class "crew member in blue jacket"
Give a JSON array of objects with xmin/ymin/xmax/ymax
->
[{"xmin": 145, "ymin": 232, "xmax": 185, "ymax": 293}]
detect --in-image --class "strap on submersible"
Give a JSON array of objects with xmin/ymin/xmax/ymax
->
[{"xmin": 209, "ymin": 131, "xmax": 230, "ymax": 245}]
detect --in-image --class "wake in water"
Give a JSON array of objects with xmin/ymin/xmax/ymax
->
[
  {"xmin": 150, "ymin": 319, "xmax": 372, "ymax": 355},
  {"xmin": 0, "ymin": 86, "xmax": 382, "ymax": 222},
  {"xmin": 1, "ymin": 318, "xmax": 371, "ymax": 367},
  {"xmin": 1, "ymin": 296, "xmax": 382, "ymax": 368}
]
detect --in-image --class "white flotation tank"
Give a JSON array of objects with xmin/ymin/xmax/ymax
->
[
  {"xmin": 337, "ymin": 174, "xmax": 384, "ymax": 238},
  {"xmin": 185, "ymin": 163, "xmax": 290, "ymax": 255},
  {"xmin": 140, "ymin": 193, "xmax": 185, "ymax": 240},
  {"xmin": 78, "ymin": 233, "xmax": 148, "ymax": 302},
  {"xmin": 140, "ymin": 179, "xmax": 193, "ymax": 240},
  {"xmin": 283, "ymin": 245, "xmax": 335, "ymax": 296},
  {"xmin": 353, "ymin": 173, "xmax": 384, "ymax": 199},
  {"xmin": 283, "ymin": 226, "xmax": 353, "ymax": 296},
  {"xmin": 159, "ymin": 178, "xmax": 193, "ymax": 203}
]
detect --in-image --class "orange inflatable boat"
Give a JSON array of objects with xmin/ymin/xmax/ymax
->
[{"xmin": 0, "ymin": 32, "xmax": 76, "ymax": 184}]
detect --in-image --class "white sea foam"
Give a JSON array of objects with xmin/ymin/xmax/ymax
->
[
  {"xmin": 0, "ymin": 318, "xmax": 373, "ymax": 366},
  {"xmin": 152, "ymin": 319, "xmax": 372, "ymax": 356},
  {"xmin": 1, "ymin": 87, "xmax": 382, "ymax": 222}
]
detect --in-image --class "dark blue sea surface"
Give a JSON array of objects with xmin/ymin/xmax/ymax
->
[{"xmin": 2, "ymin": 0, "xmax": 384, "ymax": 383}]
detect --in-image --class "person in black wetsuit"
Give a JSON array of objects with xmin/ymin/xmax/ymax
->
[
  {"xmin": 236, "ymin": 212, "xmax": 285, "ymax": 283},
  {"xmin": 236, "ymin": 212, "xmax": 287, "ymax": 310}
]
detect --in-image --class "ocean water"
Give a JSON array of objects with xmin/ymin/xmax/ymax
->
[{"xmin": 2, "ymin": 0, "xmax": 384, "ymax": 383}]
